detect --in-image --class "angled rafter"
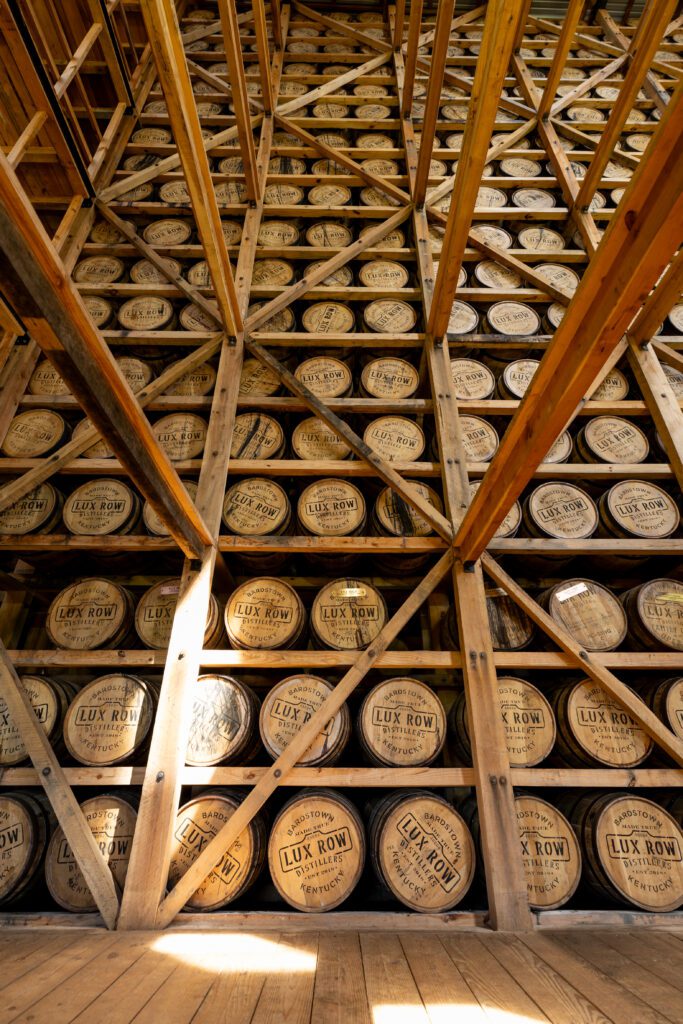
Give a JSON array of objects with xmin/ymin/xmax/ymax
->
[
  {"xmin": 402, "ymin": 0, "xmax": 424, "ymax": 118},
  {"xmin": 537, "ymin": 0, "xmax": 585, "ymax": 119},
  {"xmin": 550, "ymin": 54, "xmax": 628, "ymax": 116},
  {"xmin": 217, "ymin": 0, "xmax": 259, "ymax": 200},
  {"xmin": 575, "ymin": 0, "xmax": 677, "ymax": 212},
  {"xmin": 292, "ymin": 1, "xmax": 392, "ymax": 54},
  {"xmin": 0, "ymin": 153, "xmax": 212, "ymax": 560},
  {"xmin": 140, "ymin": 0, "xmax": 242, "ymax": 335},
  {"xmin": 428, "ymin": 0, "xmax": 528, "ymax": 340},
  {"xmin": 455, "ymin": 84, "xmax": 683, "ymax": 561},
  {"xmin": 413, "ymin": 0, "xmax": 457, "ymax": 207},
  {"xmin": 598, "ymin": 9, "xmax": 676, "ymax": 112},
  {"xmin": 154, "ymin": 551, "xmax": 454, "ymax": 927}
]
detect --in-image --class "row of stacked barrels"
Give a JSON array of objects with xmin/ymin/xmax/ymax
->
[
  {"xmin": 1, "ymin": 667, "xmax": 683, "ymax": 770},
  {"xmin": 0, "ymin": 785, "xmax": 681, "ymax": 914},
  {"xmin": 2, "ymin": 667, "xmax": 682, "ymax": 773},
  {"xmin": 33, "ymin": 573, "xmax": 683, "ymax": 653},
  {"xmin": 2, "ymin": 474, "xmax": 681, "ymax": 563}
]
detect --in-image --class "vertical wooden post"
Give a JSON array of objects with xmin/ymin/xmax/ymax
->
[
  {"xmin": 217, "ymin": 0, "xmax": 260, "ymax": 200},
  {"xmin": 537, "ymin": 0, "xmax": 584, "ymax": 119},
  {"xmin": 401, "ymin": 0, "xmax": 424, "ymax": 117},
  {"xmin": 413, "ymin": 0, "xmax": 457, "ymax": 207}
]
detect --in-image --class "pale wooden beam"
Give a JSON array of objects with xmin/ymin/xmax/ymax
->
[
  {"xmin": 251, "ymin": 0, "xmax": 274, "ymax": 115},
  {"xmin": 139, "ymin": 0, "xmax": 243, "ymax": 334},
  {"xmin": 414, "ymin": 0, "xmax": 457, "ymax": 208},
  {"xmin": 393, "ymin": 0, "xmax": 407, "ymax": 49},
  {"xmin": 0, "ymin": 152, "xmax": 213, "ymax": 560},
  {"xmin": 576, "ymin": 0, "xmax": 677, "ymax": 211},
  {"xmin": 217, "ymin": 0, "xmax": 259, "ymax": 200},
  {"xmin": 154, "ymin": 552, "xmax": 454, "ymax": 927},
  {"xmin": 538, "ymin": 0, "xmax": 585, "ymax": 119},
  {"xmin": 455, "ymin": 85, "xmax": 683, "ymax": 562},
  {"xmin": 0, "ymin": 642, "xmax": 120, "ymax": 928},
  {"xmin": 402, "ymin": 0, "xmax": 424, "ymax": 117},
  {"xmin": 428, "ymin": 0, "xmax": 528, "ymax": 339},
  {"xmin": 598, "ymin": 9, "xmax": 675, "ymax": 112}
]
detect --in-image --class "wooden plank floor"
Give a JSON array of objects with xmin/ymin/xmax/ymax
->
[{"xmin": 0, "ymin": 928, "xmax": 682, "ymax": 1023}]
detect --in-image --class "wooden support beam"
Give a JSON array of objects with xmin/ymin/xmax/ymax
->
[
  {"xmin": 7, "ymin": 112, "xmax": 48, "ymax": 170},
  {"xmin": 455, "ymin": 84, "xmax": 683, "ymax": 561},
  {"xmin": 414, "ymin": 0, "xmax": 457, "ymax": 208},
  {"xmin": 453, "ymin": 561, "xmax": 533, "ymax": 931},
  {"xmin": 217, "ymin": 0, "xmax": 259, "ymax": 200},
  {"xmin": 154, "ymin": 551, "xmax": 454, "ymax": 927},
  {"xmin": 550, "ymin": 55, "xmax": 628, "ymax": 116},
  {"xmin": 401, "ymin": 0, "xmax": 424, "ymax": 117},
  {"xmin": 293, "ymin": 1, "xmax": 392, "ymax": 54},
  {"xmin": 393, "ymin": 0, "xmax": 406, "ymax": 50},
  {"xmin": 513, "ymin": 0, "xmax": 533, "ymax": 49},
  {"xmin": 251, "ymin": 0, "xmax": 274, "ymax": 115},
  {"xmin": 576, "ymin": 0, "xmax": 677, "ymax": 211},
  {"xmin": 428, "ymin": 0, "xmax": 527, "ymax": 340},
  {"xmin": 412, "ymin": 4, "xmax": 485, "ymax": 53},
  {"xmin": 139, "ymin": 0, "xmax": 243, "ymax": 335},
  {"xmin": 537, "ymin": 0, "xmax": 584, "ymax": 119},
  {"xmin": 629, "ymin": 249, "xmax": 683, "ymax": 345},
  {"xmin": 0, "ymin": 153, "xmax": 212, "ymax": 560},
  {"xmin": 628, "ymin": 339, "xmax": 683, "ymax": 491},
  {"xmin": 270, "ymin": 0, "xmax": 282, "ymax": 48},
  {"xmin": 0, "ymin": 642, "xmax": 120, "ymax": 928},
  {"xmin": 482, "ymin": 554, "xmax": 683, "ymax": 767},
  {"xmin": 54, "ymin": 23, "xmax": 103, "ymax": 100},
  {"xmin": 594, "ymin": 11, "xmax": 671, "ymax": 112}
]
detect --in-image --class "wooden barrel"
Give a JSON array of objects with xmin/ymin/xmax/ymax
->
[
  {"xmin": 0, "ymin": 791, "xmax": 52, "ymax": 907},
  {"xmin": 168, "ymin": 790, "xmax": 266, "ymax": 911},
  {"xmin": 360, "ymin": 357, "xmax": 419, "ymax": 398},
  {"xmin": 371, "ymin": 483, "xmax": 443, "ymax": 574},
  {"xmin": 368, "ymin": 790, "xmax": 475, "ymax": 912},
  {"xmin": 63, "ymin": 673, "xmax": 156, "ymax": 766},
  {"xmin": 456, "ymin": 414, "xmax": 499, "ymax": 463},
  {"xmin": 268, "ymin": 789, "xmax": 365, "ymax": 913},
  {"xmin": 302, "ymin": 301, "xmax": 355, "ymax": 335},
  {"xmin": 0, "ymin": 675, "xmax": 72, "ymax": 766},
  {"xmin": 1, "ymin": 410, "xmax": 68, "ymax": 457},
  {"xmin": 473, "ymin": 260, "xmax": 522, "ymax": 290},
  {"xmin": 62, "ymin": 479, "xmax": 141, "ymax": 537},
  {"xmin": 46, "ymin": 578, "xmax": 135, "ymax": 650},
  {"xmin": 263, "ymin": 182, "xmax": 304, "ymax": 206},
  {"xmin": 447, "ymin": 299, "xmax": 479, "ymax": 335},
  {"xmin": 470, "ymin": 223, "xmax": 513, "ymax": 249},
  {"xmin": 73, "ymin": 255, "xmax": 125, "ymax": 284},
  {"xmin": 513, "ymin": 795, "xmax": 583, "ymax": 910},
  {"xmin": 256, "ymin": 220, "xmax": 300, "ymax": 248},
  {"xmin": 222, "ymin": 475, "xmax": 290, "ymax": 565},
  {"xmin": 497, "ymin": 358, "xmax": 540, "ymax": 400},
  {"xmin": 135, "ymin": 578, "xmax": 224, "ymax": 650},
  {"xmin": 311, "ymin": 578, "xmax": 387, "ymax": 651},
  {"xmin": 449, "ymin": 359, "xmax": 496, "ymax": 401},
  {"xmin": 239, "ymin": 358, "xmax": 282, "ymax": 397},
  {"xmin": 358, "ymin": 223, "xmax": 405, "ymax": 248},
  {"xmin": 517, "ymin": 225, "xmax": 565, "ymax": 251},
  {"xmin": 449, "ymin": 677, "xmax": 555, "ymax": 767},
  {"xmin": 163, "ymin": 360, "xmax": 216, "ymax": 397},
  {"xmin": 621, "ymin": 579, "xmax": 683, "ymax": 651},
  {"xmin": 598, "ymin": 480, "xmax": 679, "ymax": 540},
  {"xmin": 186, "ymin": 674, "xmax": 261, "ymax": 766},
  {"xmin": 539, "ymin": 579, "xmax": 627, "ymax": 652},
  {"xmin": 305, "ymin": 260, "xmax": 353, "ymax": 287},
  {"xmin": 118, "ymin": 260, "xmax": 170, "ymax": 299},
  {"xmin": 358, "ymin": 677, "xmax": 446, "ymax": 766},
  {"xmin": 259, "ymin": 674, "xmax": 351, "ymax": 766},
  {"xmin": 563, "ymin": 793, "xmax": 683, "ymax": 912},
  {"xmin": 83, "ymin": 295, "xmax": 114, "ymax": 328},
  {"xmin": 511, "ymin": 188, "xmax": 556, "ymax": 210},
  {"xmin": 90, "ymin": 220, "xmax": 124, "ymax": 244},
  {"xmin": 305, "ymin": 222, "xmax": 353, "ymax": 248},
  {"xmin": 115, "ymin": 356, "xmax": 155, "ymax": 394},
  {"xmin": 251, "ymin": 258, "xmax": 295, "ymax": 287},
  {"xmin": 643, "ymin": 677, "xmax": 683, "ymax": 741},
  {"xmin": 292, "ymin": 416, "xmax": 352, "ymax": 460},
  {"xmin": 294, "ymin": 356, "xmax": 353, "ymax": 398},
  {"xmin": 117, "ymin": 296, "xmax": 176, "ymax": 332},
  {"xmin": 358, "ymin": 260, "xmax": 410, "ymax": 289},
  {"xmin": 144, "ymin": 480, "xmax": 198, "ymax": 536},
  {"xmin": 575, "ymin": 416, "xmax": 649, "ymax": 464},
  {"xmin": 484, "ymin": 301, "xmax": 540, "ymax": 338},
  {"xmin": 230, "ymin": 413, "xmax": 285, "ymax": 460},
  {"xmin": 522, "ymin": 482, "xmax": 598, "ymax": 540},
  {"xmin": 309, "ymin": 184, "xmax": 352, "ymax": 207},
  {"xmin": 297, "ymin": 479, "xmax": 366, "ymax": 538},
  {"xmin": 551, "ymin": 678, "xmax": 652, "ymax": 767},
  {"xmin": 545, "ymin": 429, "xmax": 573, "ymax": 463},
  {"xmin": 142, "ymin": 218, "xmax": 193, "ymax": 246},
  {"xmin": 225, "ymin": 577, "xmax": 306, "ymax": 651},
  {"xmin": 152, "ymin": 413, "xmax": 207, "ymax": 461},
  {"xmin": 469, "ymin": 480, "xmax": 521, "ymax": 537},
  {"xmin": 363, "ymin": 416, "xmax": 425, "ymax": 463},
  {"xmin": 364, "ymin": 299, "xmax": 417, "ymax": 334},
  {"xmin": 663, "ymin": 363, "xmax": 683, "ymax": 398},
  {"xmin": 28, "ymin": 359, "xmax": 69, "ymax": 396},
  {"xmin": 0, "ymin": 482, "xmax": 63, "ymax": 536},
  {"xmin": 590, "ymin": 368, "xmax": 629, "ymax": 401},
  {"xmin": 45, "ymin": 793, "xmax": 137, "ymax": 913}
]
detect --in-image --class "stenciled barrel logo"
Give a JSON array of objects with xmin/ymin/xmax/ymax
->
[{"xmin": 515, "ymin": 796, "xmax": 581, "ymax": 910}]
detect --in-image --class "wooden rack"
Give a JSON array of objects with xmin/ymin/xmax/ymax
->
[{"xmin": 0, "ymin": 0, "xmax": 682, "ymax": 932}]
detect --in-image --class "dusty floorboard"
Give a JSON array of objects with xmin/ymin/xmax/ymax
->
[{"xmin": 0, "ymin": 928, "xmax": 681, "ymax": 1023}]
